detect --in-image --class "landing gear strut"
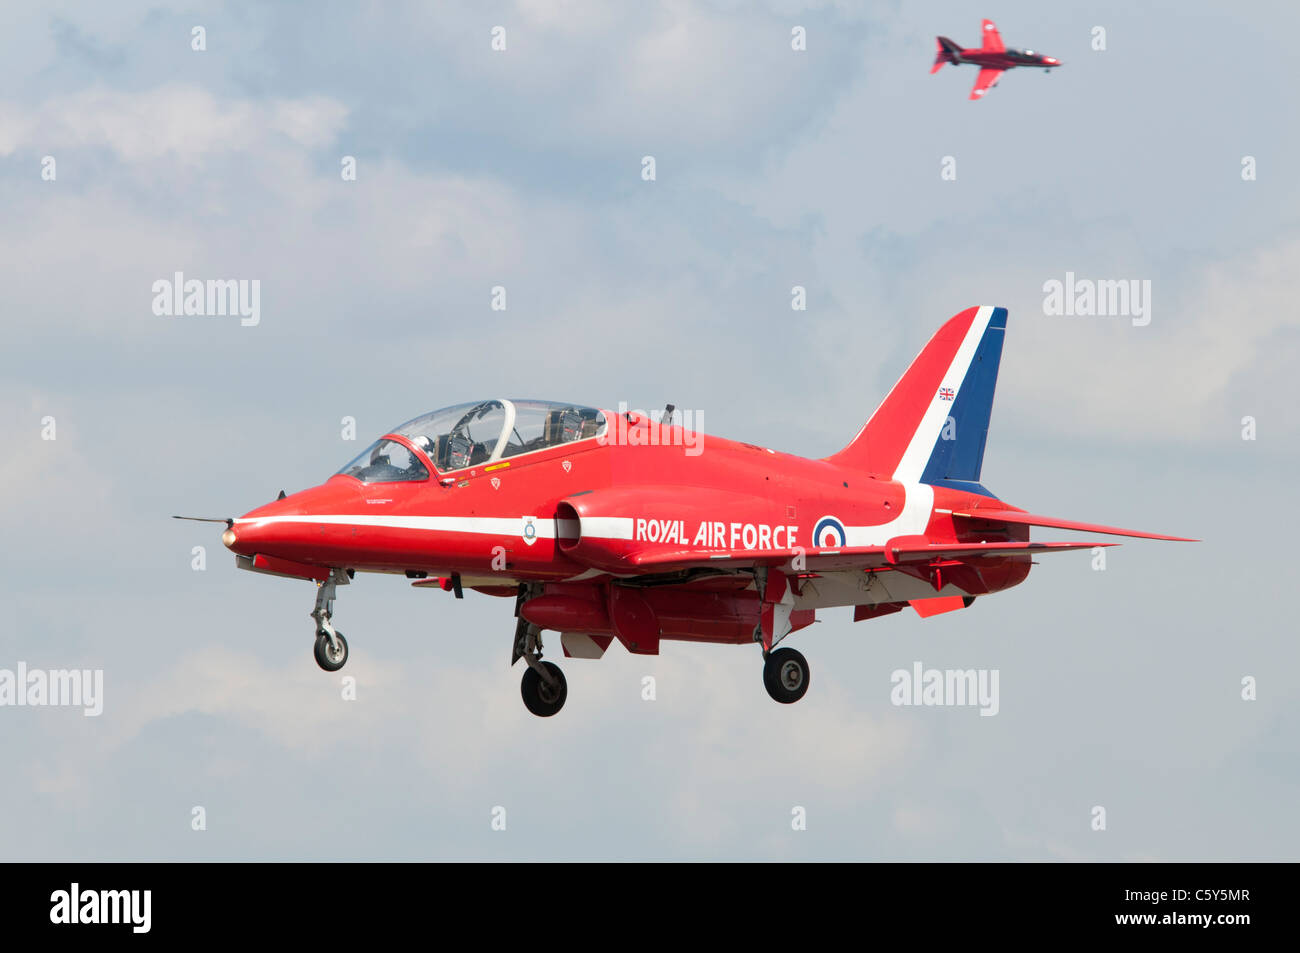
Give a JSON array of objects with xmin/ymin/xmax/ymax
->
[
  {"xmin": 311, "ymin": 569, "xmax": 351, "ymax": 672},
  {"xmin": 511, "ymin": 607, "xmax": 567, "ymax": 717},
  {"xmin": 763, "ymin": 647, "xmax": 810, "ymax": 704}
]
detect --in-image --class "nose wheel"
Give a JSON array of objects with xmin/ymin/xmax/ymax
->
[
  {"xmin": 763, "ymin": 647, "xmax": 810, "ymax": 704},
  {"xmin": 512, "ymin": 613, "xmax": 568, "ymax": 717},
  {"xmin": 310, "ymin": 569, "xmax": 351, "ymax": 672},
  {"xmin": 314, "ymin": 630, "xmax": 349, "ymax": 671}
]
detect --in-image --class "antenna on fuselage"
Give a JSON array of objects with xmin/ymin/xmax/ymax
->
[{"xmin": 661, "ymin": 403, "xmax": 675, "ymax": 425}]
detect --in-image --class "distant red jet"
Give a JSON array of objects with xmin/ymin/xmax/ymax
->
[{"xmin": 933, "ymin": 19, "xmax": 1060, "ymax": 100}]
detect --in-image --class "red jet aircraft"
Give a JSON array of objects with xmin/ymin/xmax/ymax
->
[
  {"xmin": 181, "ymin": 306, "xmax": 1190, "ymax": 717},
  {"xmin": 933, "ymin": 19, "xmax": 1061, "ymax": 100}
]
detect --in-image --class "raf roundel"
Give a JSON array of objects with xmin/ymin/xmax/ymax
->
[{"xmin": 811, "ymin": 515, "xmax": 847, "ymax": 549}]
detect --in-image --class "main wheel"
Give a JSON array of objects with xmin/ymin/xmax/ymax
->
[
  {"xmin": 763, "ymin": 647, "xmax": 810, "ymax": 704},
  {"xmin": 520, "ymin": 661, "xmax": 567, "ymax": 717},
  {"xmin": 313, "ymin": 631, "xmax": 349, "ymax": 672}
]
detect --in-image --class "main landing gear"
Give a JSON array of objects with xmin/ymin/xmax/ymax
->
[
  {"xmin": 512, "ymin": 614, "xmax": 567, "ymax": 717},
  {"xmin": 752, "ymin": 567, "xmax": 809, "ymax": 705},
  {"xmin": 311, "ymin": 569, "xmax": 351, "ymax": 672},
  {"xmin": 762, "ymin": 647, "xmax": 810, "ymax": 704}
]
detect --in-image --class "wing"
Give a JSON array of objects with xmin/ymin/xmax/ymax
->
[
  {"xmin": 980, "ymin": 19, "xmax": 1004, "ymax": 52},
  {"xmin": 622, "ymin": 539, "xmax": 1111, "ymax": 574},
  {"xmin": 970, "ymin": 67, "xmax": 1002, "ymax": 100}
]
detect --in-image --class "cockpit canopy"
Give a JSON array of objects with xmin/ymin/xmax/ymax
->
[
  {"xmin": 337, "ymin": 399, "xmax": 607, "ymax": 483},
  {"xmin": 337, "ymin": 438, "xmax": 429, "ymax": 484}
]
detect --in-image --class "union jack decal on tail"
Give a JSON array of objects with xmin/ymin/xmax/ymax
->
[{"xmin": 939, "ymin": 387, "xmax": 955, "ymax": 401}]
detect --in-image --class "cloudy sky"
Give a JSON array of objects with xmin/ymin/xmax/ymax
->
[{"xmin": 1, "ymin": 0, "xmax": 1296, "ymax": 860}]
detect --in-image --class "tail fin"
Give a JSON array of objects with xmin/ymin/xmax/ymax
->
[
  {"xmin": 826, "ymin": 306, "xmax": 1007, "ymax": 495},
  {"xmin": 932, "ymin": 37, "xmax": 960, "ymax": 73}
]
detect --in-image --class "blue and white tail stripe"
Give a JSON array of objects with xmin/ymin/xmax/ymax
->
[{"xmin": 892, "ymin": 305, "xmax": 1005, "ymax": 493}]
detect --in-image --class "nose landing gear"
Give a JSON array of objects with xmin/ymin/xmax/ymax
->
[
  {"xmin": 512, "ymin": 613, "xmax": 567, "ymax": 717},
  {"xmin": 311, "ymin": 569, "xmax": 351, "ymax": 672}
]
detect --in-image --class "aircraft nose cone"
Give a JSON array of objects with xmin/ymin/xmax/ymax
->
[
  {"xmin": 224, "ymin": 503, "xmax": 288, "ymax": 557},
  {"xmin": 223, "ymin": 521, "xmax": 264, "ymax": 556}
]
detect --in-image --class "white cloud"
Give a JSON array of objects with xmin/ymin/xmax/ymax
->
[
  {"xmin": 999, "ymin": 240, "xmax": 1300, "ymax": 447},
  {"xmin": 0, "ymin": 85, "xmax": 347, "ymax": 162}
]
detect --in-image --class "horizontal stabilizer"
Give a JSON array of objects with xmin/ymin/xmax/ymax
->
[{"xmin": 949, "ymin": 508, "xmax": 1197, "ymax": 542}]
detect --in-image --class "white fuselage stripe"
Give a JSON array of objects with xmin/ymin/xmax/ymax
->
[
  {"xmin": 236, "ymin": 505, "xmax": 931, "ymax": 549},
  {"xmin": 235, "ymin": 513, "xmax": 619, "ymax": 540},
  {"xmin": 238, "ymin": 514, "xmax": 563, "ymax": 538},
  {"xmin": 572, "ymin": 516, "xmax": 634, "ymax": 540}
]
